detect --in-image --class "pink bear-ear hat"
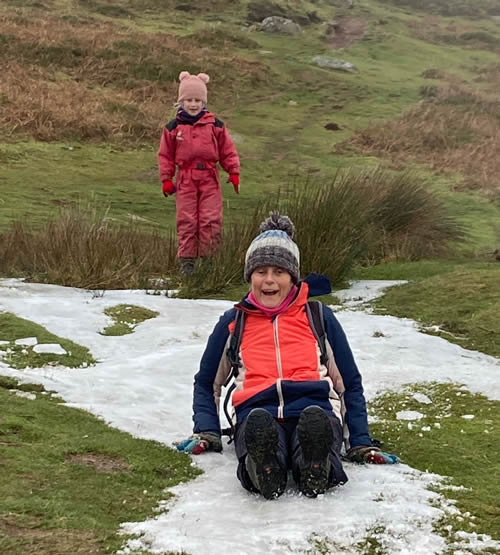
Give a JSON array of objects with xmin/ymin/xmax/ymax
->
[{"xmin": 196, "ymin": 72, "xmax": 210, "ymax": 84}]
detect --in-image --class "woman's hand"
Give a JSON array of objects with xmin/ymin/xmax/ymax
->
[
  {"xmin": 347, "ymin": 445, "xmax": 399, "ymax": 464},
  {"xmin": 174, "ymin": 432, "xmax": 222, "ymax": 455}
]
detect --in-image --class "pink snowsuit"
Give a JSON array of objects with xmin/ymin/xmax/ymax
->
[{"xmin": 158, "ymin": 112, "xmax": 240, "ymax": 258}]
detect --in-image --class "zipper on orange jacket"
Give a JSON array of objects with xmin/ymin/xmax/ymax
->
[{"xmin": 273, "ymin": 316, "xmax": 285, "ymax": 419}]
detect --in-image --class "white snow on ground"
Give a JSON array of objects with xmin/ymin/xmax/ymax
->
[
  {"xmin": 1, "ymin": 278, "xmax": 499, "ymax": 555},
  {"xmin": 334, "ymin": 280, "xmax": 407, "ymax": 307}
]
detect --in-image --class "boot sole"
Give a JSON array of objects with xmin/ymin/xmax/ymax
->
[
  {"xmin": 297, "ymin": 406, "xmax": 334, "ymax": 497},
  {"xmin": 245, "ymin": 409, "xmax": 286, "ymax": 500}
]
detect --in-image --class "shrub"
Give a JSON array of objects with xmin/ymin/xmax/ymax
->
[
  {"xmin": 181, "ymin": 169, "xmax": 461, "ymax": 295},
  {"xmin": 0, "ymin": 205, "xmax": 178, "ymax": 289},
  {"xmin": 0, "ymin": 170, "xmax": 461, "ymax": 293}
]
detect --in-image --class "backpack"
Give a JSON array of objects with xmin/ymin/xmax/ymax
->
[{"xmin": 221, "ymin": 301, "xmax": 329, "ymax": 438}]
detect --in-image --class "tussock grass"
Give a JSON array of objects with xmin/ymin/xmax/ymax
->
[
  {"xmin": 343, "ymin": 85, "xmax": 500, "ymax": 199},
  {"xmin": 0, "ymin": 169, "xmax": 459, "ymax": 294},
  {"xmin": 0, "ymin": 205, "xmax": 178, "ymax": 289},
  {"xmin": 181, "ymin": 168, "xmax": 461, "ymax": 296}
]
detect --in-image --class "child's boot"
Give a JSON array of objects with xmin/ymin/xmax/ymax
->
[
  {"xmin": 244, "ymin": 408, "xmax": 287, "ymax": 500},
  {"xmin": 296, "ymin": 405, "xmax": 334, "ymax": 498},
  {"xmin": 179, "ymin": 257, "xmax": 195, "ymax": 276}
]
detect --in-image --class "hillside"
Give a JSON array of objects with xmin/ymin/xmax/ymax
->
[{"xmin": 1, "ymin": 0, "xmax": 500, "ymax": 244}]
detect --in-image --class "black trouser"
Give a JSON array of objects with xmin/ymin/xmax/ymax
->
[{"xmin": 234, "ymin": 408, "xmax": 348, "ymax": 492}]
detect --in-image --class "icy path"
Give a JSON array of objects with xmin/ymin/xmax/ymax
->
[{"xmin": 1, "ymin": 279, "xmax": 499, "ymax": 554}]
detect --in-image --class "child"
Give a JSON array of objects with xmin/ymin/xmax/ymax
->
[{"xmin": 158, "ymin": 71, "xmax": 241, "ymax": 275}]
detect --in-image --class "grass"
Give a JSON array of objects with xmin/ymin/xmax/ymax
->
[
  {"xmin": 0, "ymin": 312, "xmax": 95, "ymax": 369},
  {"xmin": 370, "ymin": 264, "xmax": 500, "ymax": 357},
  {"xmin": 369, "ymin": 383, "xmax": 500, "ymax": 547},
  {"xmin": 0, "ymin": 203, "xmax": 179, "ymax": 290},
  {"xmin": 0, "ymin": 375, "xmax": 200, "ymax": 554},
  {"xmin": 1, "ymin": 167, "xmax": 461, "ymax": 293},
  {"xmin": 101, "ymin": 304, "xmax": 159, "ymax": 336}
]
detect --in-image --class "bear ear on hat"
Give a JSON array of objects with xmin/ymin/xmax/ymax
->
[
  {"xmin": 179, "ymin": 71, "xmax": 191, "ymax": 81},
  {"xmin": 197, "ymin": 72, "xmax": 210, "ymax": 84}
]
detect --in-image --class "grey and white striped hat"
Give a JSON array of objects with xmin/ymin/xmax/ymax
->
[{"xmin": 244, "ymin": 212, "xmax": 300, "ymax": 283}]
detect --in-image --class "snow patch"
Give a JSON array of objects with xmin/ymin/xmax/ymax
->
[
  {"xmin": 33, "ymin": 343, "xmax": 67, "ymax": 355},
  {"xmin": 11, "ymin": 389, "xmax": 36, "ymax": 400},
  {"xmin": 15, "ymin": 337, "xmax": 38, "ymax": 347},
  {"xmin": 397, "ymin": 410, "xmax": 425, "ymax": 421},
  {"xmin": 413, "ymin": 392, "xmax": 432, "ymax": 404}
]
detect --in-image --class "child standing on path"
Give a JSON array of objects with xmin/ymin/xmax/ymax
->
[{"xmin": 158, "ymin": 71, "xmax": 241, "ymax": 275}]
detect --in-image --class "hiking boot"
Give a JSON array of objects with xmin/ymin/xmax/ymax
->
[
  {"xmin": 244, "ymin": 408, "xmax": 287, "ymax": 500},
  {"xmin": 179, "ymin": 258, "xmax": 195, "ymax": 276},
  {"xmin": 297, "ymin": 405, "xmax": 334, "ymax": 498}
]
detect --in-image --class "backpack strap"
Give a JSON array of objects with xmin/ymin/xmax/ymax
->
[
  {"xmin": 225, "ymin": 310, "xmax": 245, "ymax": 384},
  {"xmin": 305, "ymin": 301, "xmax": 329, "ymax": 366},
  {"xmin": 222, "ymin": 310, "xmax": 246, "ymax": 440}
]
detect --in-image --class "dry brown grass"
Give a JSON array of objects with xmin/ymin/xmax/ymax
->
[
  {"xmin": 407, "ymin": 17, "xmax": 500, "ymax": 53},
  {"xmin": 342, "ymin": 85, "xmax": 500, "ymax": 198},
  {"xmin": 0, "ymin": 205, "xmax": 178, "ymax": 289},
  {"xmin": 0, "ymin": 11, "xmax": 270, "ymax": 143}
]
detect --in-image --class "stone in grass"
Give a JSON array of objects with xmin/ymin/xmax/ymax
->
[
  {"xmin": 312, "ymin": 56, "xmax": 358, "ymax": 73},
  {"xmin": 15, "ymin": 337, "xmax": 38, "ymax": 347},
  {"xmin": 33, "ymin": 343, "xmax": 68, "ymax": 355}
]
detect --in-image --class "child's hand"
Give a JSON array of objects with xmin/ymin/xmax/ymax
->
[
  {"xmin": 162, "ymin": 180, "xmax": 176, "ymax": 196},
  {"xmin": 346, "ymin": 445, "xmax": 399, "ymax": 464},
  {"xmin": 174, "ymin": 433, "xmax": 222, "ymax": 454},
  {"xmin": 228, "ymin": 174, "xmax": 240, "ymax": 194}
]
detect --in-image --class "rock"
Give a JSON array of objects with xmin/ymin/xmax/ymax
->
[
  {"xmin": 259, "ymin": 16, "xmax": 301, "ymax": 35},
  {"xmin": 288, "ymin": 100, "xmax": 297, "ymax": 106},
  {"xmin": 494, "ymin": 249, "xmax": 500, "ymax": 261},
  {"xmin": 312, "ymin": 55, "xmax": 358, "ymax": 73},
  {"xmin": 324, "ymin": 122, "xmax": 341, "ymax": 131}
]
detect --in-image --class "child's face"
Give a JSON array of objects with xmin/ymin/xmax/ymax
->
[{"xmin": 183, "ymin": 98, "xmax": 204, "ymax": 116}]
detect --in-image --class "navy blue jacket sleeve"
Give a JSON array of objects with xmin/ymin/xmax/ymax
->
[
  {"xmin": 192, "ymin": 308, "xmax": 236, "ymax": 435},
  {"xmin": 323, "ymin": 305, "xmax": 372, "ymax": 448}
]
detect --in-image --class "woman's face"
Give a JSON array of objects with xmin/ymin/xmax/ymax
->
[
  {"xmin": 183, "ymin": 98, "xmax": 204, "ymax": 116},
  {"xmin": 250, "ymin": 266, "xmax": 293, "ymax": 308}
]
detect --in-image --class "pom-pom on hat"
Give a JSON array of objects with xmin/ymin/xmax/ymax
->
[
  {"xmin": 177, "ymin": 71, "xmax": 210, "ymax": 104},
  {"xmin": 244, "ymin": 211, "xmax": 300, "ymax": 283}
]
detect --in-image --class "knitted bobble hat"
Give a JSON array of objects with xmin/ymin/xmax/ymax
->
[
  {"xmin": 177, "ymin": 71, "xmax": 210, "ymax": 104},
  {"xmin": 244, "ymin": 211, "xmax": 300, "ymax": 283}
]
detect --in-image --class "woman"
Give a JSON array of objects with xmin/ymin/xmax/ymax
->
[{"xmin": 176, "ymin": 212, "xmax": 398, "ymax": 499}]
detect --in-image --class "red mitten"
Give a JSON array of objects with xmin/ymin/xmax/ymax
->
[
  {"xmin": 228, "ymin": 174, "xmax": 240, "ymax": 194},
  {"xmin": 162, "ymin": 180, "xmax": 176, "ymax": 196}
]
